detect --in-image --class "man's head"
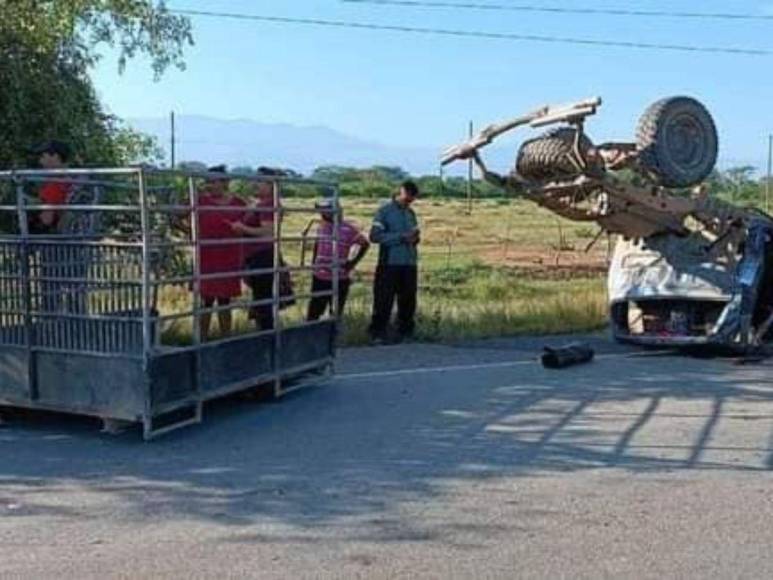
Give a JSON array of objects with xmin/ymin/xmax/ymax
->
[
  {"xmin": 255, "ymin": 166, "xmax": 283, "ymax": 203},
  {"xmin": 315, "ymin": 197, "xmax": 340, "ymax": 222},
  {"xmin": 205, "ymin": 164, "xmax": 230, "ymax": 195},
  {"xmin": 396, "ymin": 180, "xmax": 419, "ymax": 206},
  {"xmin": 33, "ymin": 141, "xmax": 71, "ymax": 169}
]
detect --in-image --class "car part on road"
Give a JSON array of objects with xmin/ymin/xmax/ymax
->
[{"xmin": 541, "ymin": 342, "xmax": 595, "ymax": 369}]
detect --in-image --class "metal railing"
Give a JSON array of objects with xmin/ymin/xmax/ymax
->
[{"xmin": 0, "ymin": 167, "xmax": 342, "ymax": 360}]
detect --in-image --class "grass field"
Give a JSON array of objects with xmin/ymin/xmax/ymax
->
[{"xmin": 159, "ymin": 198, "xmax": 610, "ymax": 346}]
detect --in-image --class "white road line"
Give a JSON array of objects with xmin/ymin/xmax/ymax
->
[{"xmin": 335, "ymin": 350, "xmax": 671, "ymax": 381}]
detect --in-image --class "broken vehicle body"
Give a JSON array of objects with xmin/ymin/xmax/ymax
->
[{"xmin": 442, "ymin": 96, "xmax": 773, "ymax": 351}]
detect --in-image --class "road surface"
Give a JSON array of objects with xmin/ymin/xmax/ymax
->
[{"xmin": 2, "ymin": 335, "xmax": 773, "ymax": 578}]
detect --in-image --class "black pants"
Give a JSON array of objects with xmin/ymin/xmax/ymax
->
[
  {"xmin": 307, "ymin": 276, "xmax": 351, "ymax": 321},
  {"xmin": 369, "ymin": 265, "xmax": 417, "ymax": 338},
  {"xmin": 244, "ymin": 250, "xmax": 275, "ymax": 331}
]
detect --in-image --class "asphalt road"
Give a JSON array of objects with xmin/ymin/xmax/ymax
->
[{"xmin": 3, "ymin": 334, "xmax": 773, "ymax": 579}]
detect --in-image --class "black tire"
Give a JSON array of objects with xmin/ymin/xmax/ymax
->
[
  {"xmin": 636, "ymin": 96, "xmax": 718, "ymax": 188},
  {"xmin": 516, "ymin": 128, "xmax": 592, "ymax": 181}
]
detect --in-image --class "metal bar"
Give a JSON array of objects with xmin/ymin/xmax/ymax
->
[
  {"xmin": 136, "ymin": 166, "xmax": 335, "ymax": 187},
  {"xmin": 0, "ymin": 167, "xmax": 142, "ymax": 177},
  {"xmin": 330, "ymin": 184, "xmax": 342, "ymax": 374},
  {"xmin": 0, "ymin": 204, "xmax": 142, "ymax": 211},
  {"xmin": 144, "ymin": 411, "xmax": 201, "ymax": 441},
  {"xmin": 272, "ymin": 181, "xmax": 282, "ymax": 397},
  {"xmin": 145, "ymin": 234, "xmax": 324, "ymax": 249},
  {"xmin": 188, "ymin": 175, "xmax": 203, "ymax": 402},
  {"xmin": 274, "ymin": 358, "xmax": 336, "ymax": 398},
  {"xmin": 138, "ymin": 169, "xmax": 154, "ymax": 431},
  {"xmin": 14, "ymin": 176, "xmax": 36, "ymax": 400},
  {"xmin": 331, "ymin": 185, "xmax": 341, "ymax": 323},
  {"xmin": 157, "ymin": 290, "xmax": 336, "ymax": 322}
]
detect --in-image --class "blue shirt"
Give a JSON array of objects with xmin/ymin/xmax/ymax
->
[{"xmin": 369, "ymin": 199, "xmax": 419, "ymax": 266}]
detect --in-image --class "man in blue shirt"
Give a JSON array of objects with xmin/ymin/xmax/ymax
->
[{"xmin": 368, "ymin": 180, "xmax": 421, "ymax": 344}]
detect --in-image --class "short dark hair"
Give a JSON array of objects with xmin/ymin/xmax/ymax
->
[
  {"xmin": 401, "ymin": 180, "xmax": 419, "ymax": 197},
  {"xmin": 32, "ymin": 140, "xmax": 71, "ymax": 163},
  {"xmin": 256, "ymin": 166, "xmax": 285, "ymax": 177}
]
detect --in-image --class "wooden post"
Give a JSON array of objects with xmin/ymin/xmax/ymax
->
[
  {"xmin": 170, "ymin": 111, "xmax": 176, "ymax": 169},
  {"xmin": 466, "ymin": 121, "xmax": 473, "ymax": 214},
  {"xmin": 766, "ymin": 134, "xmax": 772, "ymax": 213}
]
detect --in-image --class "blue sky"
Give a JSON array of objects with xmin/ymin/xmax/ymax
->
[{"xmin": 92, "ymin": 0, "xmax": 773, "ymax": 170}]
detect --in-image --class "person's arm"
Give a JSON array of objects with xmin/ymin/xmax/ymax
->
[
  {"xmin": 230, "ymin": 221, "xmax": 271, "ymax": 237},
  {"xmin": 370, "ymin": 206, "xmax": 409, "ymax": 246},
  {"xmin": 346, "ymin": 235, "xmax": 370, "ymax": 271},
  {"xmin": 230, "ymin": 205, "xmax": 272, "ymax": 237}
]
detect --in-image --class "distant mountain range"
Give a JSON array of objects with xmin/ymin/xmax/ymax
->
[{"xmin": 128, "ymin": 115, "xmax": 513, "ymax": 176}]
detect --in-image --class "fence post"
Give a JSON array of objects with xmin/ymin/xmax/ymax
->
[
  {"xmin": 15, "ymin": 175, "xmax": 36, "ymax": 400},
  {"xmin": 272, "ymin": 180, "xmax": 283, "ymax": 397}
]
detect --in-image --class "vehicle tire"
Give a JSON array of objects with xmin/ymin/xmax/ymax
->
[
  {"xmin": 516, "ymin": 128, "xmax": 592, "ymax": 181},
  {"xmin": 636, "ymin": 96, "xmax": 718, "ymax": 188}
]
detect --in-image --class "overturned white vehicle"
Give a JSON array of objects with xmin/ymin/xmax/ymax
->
[{"xmin": 442, "ymin": 96, "xmax": 773, "ymax": 351}]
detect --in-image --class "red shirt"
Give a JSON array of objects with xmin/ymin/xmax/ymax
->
[
  {"xmin": 196, "ymin": 194, "xmax": 247, "ymax": 299},
  {"xmin": 40, "ymin": 182, "xmax": 69, "ymax": 205},
  {"xmin": 313, "ymin": 220, "xmax": 367, "ymax": 280},
  {"xmin": 37, "ymin": 181, "xmax": 70, "ymax": 229},
  {"xmin": 242, "ymin": 196, "xmax": 276, "ymax": 257}
]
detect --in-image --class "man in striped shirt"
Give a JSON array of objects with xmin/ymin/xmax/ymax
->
[{"xmin": 307, "ymin": 198, "xmax": 369, "ymax": 321}]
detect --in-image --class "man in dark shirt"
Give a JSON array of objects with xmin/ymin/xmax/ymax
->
[{"xmin": 368, "ymin": 180, "xmax": 421, "ymax": 344}]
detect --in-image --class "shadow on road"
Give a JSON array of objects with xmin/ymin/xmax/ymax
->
[{"xmin": 2, "ymin": 348, "xmax": 773, "ymax": 540}]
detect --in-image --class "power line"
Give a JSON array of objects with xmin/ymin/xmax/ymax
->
[
  {"xmin": 341, "ymin": 0, "xmax": 773, "ymax": 22},
  {"xmin": 171, "ymin": 9, "xmax": 771, "ymax": 56}
]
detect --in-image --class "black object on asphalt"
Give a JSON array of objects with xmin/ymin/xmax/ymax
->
[{"xmin": 541, "ymin": 342, "xmax": 595, "ymax": 369}]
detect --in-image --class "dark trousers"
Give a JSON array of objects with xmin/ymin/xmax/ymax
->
[
  {"xmin": 369, "ymin": 265, "xmax": 417, "ymax": 338},
  {"xmin": 307, "ymin": 276, "xmax": 351, "ymax": 321},
  {"xmin": 244, "ymin": 250, "xmax": 275, "ymax": 331}
]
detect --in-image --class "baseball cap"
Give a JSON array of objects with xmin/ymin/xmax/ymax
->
[
  {"xmin": 256, "ymin": 166, "xmax": 286, "ymax": 177},
  {"xmin": 315, "ymin": 197, "xmax": 340, "ymax": 211},
  {"xmin": 206, "ymin": 164, "xmax": 230, "ymax": 182}
]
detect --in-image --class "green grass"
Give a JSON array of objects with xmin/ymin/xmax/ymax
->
[
  {"xmin": 334, "ymin": 263, "xmax": 607, "ymax": 345},
  {"xmin": 158, "ymin": 198, "xmax": 610, "ymax": 346}
]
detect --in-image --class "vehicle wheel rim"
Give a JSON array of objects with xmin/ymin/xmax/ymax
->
[{"xmin": 663, "ymin": 113, "xmax": 707, "ymax": 170}]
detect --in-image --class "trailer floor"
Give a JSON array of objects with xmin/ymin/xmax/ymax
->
[{"xmin": 3, "ymin": 334, "xmax": 773, "ymax": 579}]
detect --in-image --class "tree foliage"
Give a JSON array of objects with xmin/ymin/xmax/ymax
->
[{"xmin": 0, "ymin": 1, "xmax": 192, "ymax": 168}]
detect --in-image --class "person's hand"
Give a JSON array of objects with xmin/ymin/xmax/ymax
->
[
  {"xmin": 344, "ymin": 259, "xmax": 356, "ymax": 272},
  {"xmin": 402, "ymin": 229, "xmax": 420, "ymax": 243},
  {"xmin": 229, "ymin": 221, "xmax": 248, "ymax": 234}
]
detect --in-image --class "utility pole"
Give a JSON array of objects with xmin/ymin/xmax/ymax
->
[
  {"xmin": 466, "ymin": 120, "xmax": 473, "ymax": 215},
  {"xmin": 766, "ymin": 134, "xmax": 772, "ymax": 213},
  {"xmin": 170, "ymin": 111, "xmax": 176, "ymax": 169}
]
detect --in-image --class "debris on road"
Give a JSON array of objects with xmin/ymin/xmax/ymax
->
[{"xmin": 541, "ymin": 342, "xmax": 595, "ymax": 369}]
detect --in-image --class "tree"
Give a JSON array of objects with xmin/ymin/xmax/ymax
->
[
  {"xmin": 0, "ymin": 1, "xmax": 192, "ymax": 168},
  {"xmin": 720, "ymin": 166, "xmax": 758, "ymax": 203}
]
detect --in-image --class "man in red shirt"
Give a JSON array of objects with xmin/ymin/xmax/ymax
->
[
  {"xmin": 32, "ymin": 140, "xmax": 72, "ymax": 232},
  {"xmin": 29, "ymin": 141, "xmax": 73, "ymax": 314}
]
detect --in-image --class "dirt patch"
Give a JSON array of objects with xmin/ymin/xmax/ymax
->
[{"xmin": 478, "ymin": 247, "xmax": 608, "ymax": 280}]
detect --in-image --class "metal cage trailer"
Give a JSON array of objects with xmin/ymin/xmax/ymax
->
[{"xmin": 0, "ymin": 167, "xmax": 342, "ymax": 438}]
